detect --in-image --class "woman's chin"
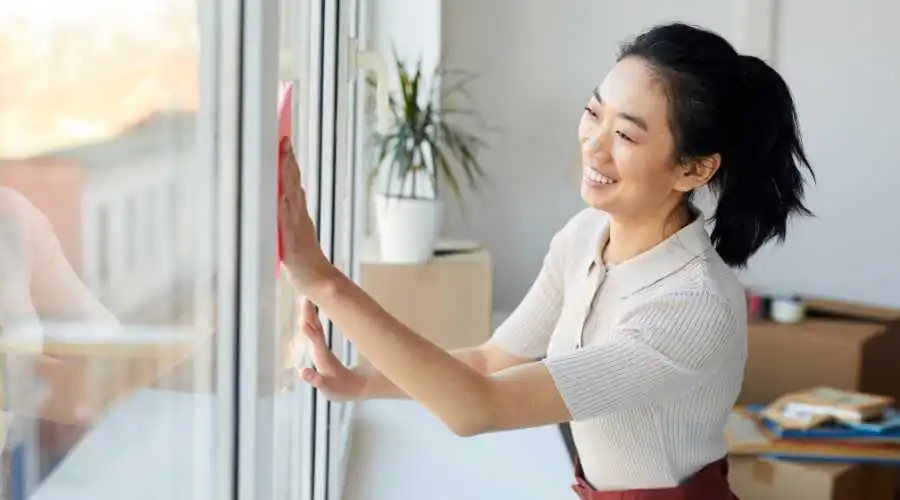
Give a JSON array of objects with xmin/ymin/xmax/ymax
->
[{"xmin": 580, "ymin": 181, "xmax": 617, "ymax": 210}]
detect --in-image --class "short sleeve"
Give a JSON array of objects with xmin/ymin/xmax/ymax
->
[
  {"xmin": 542, "ymin": 290, "xmax": 738, "ymax": 421},
  {"xmin": 488, "ymin": 226, "xmax": 569, "ymax": 359}
]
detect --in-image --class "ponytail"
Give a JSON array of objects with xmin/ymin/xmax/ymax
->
[
  {"xmin": 619, "ymin": 23, "xmax": 815, "ymax": 268},
  {"xmin": 708, "ymin": 55, "xmax": 815, "ymax": 267}
]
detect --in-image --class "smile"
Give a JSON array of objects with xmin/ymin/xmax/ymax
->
[{"xmin": 583, "ymin": 167, "xmax": 618, "ymax": 186}]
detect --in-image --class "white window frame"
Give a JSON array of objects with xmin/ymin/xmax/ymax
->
[
  {"xmin": 233, "ymin": 0, "xmax": 282, "ymax": 498},
  {"xmin": 205, "ymin": 0, "xmax": 359, "ymax": 498},
  {"xmin": 199, "ymin": 0, "xmax": 240, "ymax": 498},
  {"xmin": 229, "ymin": 0, "xmax": 357, "ymax": 499}
]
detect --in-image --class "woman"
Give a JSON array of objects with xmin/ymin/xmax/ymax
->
[{"xmin": 279, "ymin": 23, "xmax": 813, "ymax": 499}]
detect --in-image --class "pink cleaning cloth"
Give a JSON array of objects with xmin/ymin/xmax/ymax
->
[{"xmin": 277, "ymin": 83, "xmax": 293, "ymax": 272}]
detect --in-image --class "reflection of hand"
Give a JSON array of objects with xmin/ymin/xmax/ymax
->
[
  {"xmin": 277, "ymin": 139, "xmax": 337, "ymax": 293},
  {"xmin": 297, "ymin": 298, "xmax": 366, "ymax": 402},
  {"xmin": 35, "ymin": 355, "xmax": 95, "ymax": 426}
]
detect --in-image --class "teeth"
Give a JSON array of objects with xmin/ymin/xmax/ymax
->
[{"xmin": 585, "ymin": 168, "xmax": 617, "ymax": 185}]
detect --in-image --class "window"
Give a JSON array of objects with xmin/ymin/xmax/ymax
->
[
  {"xmin": 0, "ymin": 0, "xmax": 238, "ymax": 496},
  {"xmin": 0, "ymin": 1, "xmax": 354, "ymax": 498}
]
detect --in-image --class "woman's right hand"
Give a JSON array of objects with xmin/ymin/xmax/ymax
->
[{"xmin": 297, "ymin": 298, "xmax": 367, "ymax": 402}]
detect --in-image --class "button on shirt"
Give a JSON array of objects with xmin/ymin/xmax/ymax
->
[{"xmin": 489, "ymin": 208, "xmax": 747, "ymax": 491}]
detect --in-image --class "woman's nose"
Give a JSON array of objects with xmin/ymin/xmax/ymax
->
[{"xmin": 582, "ymin": 129, "xmax": 610, "ymax": 156}]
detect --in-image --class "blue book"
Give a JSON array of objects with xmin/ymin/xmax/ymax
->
[
  {"xmin": 729, "ymin": 407, "xmax": 900, "ymax": 464},
  {"xmin": 760, "ymin": 454, "xmax": 900, "ymax": 465},
  {"xmin": 844, "ymin": 408, "xmax": 900, "ymax": 432},
  {"xmin": 748, "ymin": 404, "xmax": 900, "ymax": 443}
]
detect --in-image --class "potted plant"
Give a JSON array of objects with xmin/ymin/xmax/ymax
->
[{"xmin": 367, "ymin": 56, "xmax": 489, "ymax": 263}]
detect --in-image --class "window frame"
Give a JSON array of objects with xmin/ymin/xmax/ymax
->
[
  {"xmin": 199, "ymin": 0, "xmax": 241, "ymax": 497},
  {"xmin": 228, "ymin": 0, "xmax": 356, "ymax": 499}
]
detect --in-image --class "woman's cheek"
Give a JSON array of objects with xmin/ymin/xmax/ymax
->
[{"xmin": 577, "ymin": 119, "xmax": 591, "ymax": 144}]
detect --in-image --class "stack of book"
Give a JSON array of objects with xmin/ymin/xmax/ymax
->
[{"xmin": 727, "ymin": 387, "xmax": 900, "ymax": 463}]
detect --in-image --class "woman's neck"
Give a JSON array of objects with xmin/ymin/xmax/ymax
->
[{"xmin": 603, "ymin": 206, "xmax": 692, "ymax": 265}]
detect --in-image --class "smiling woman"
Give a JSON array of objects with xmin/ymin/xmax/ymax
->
[{"xmin": 277, "ymin": 22, "xmax": 814, "ymax": 500}]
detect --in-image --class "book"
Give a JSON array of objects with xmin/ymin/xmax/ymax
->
[
  {"xmin": 844, "ymin": 407, "xmax": 900, "ymax": 433},
  {"xmin": 761, "ymin": 387, "xmax": 892, "ymax": 427},
  {"xmin": 727, "ymin": 407, "xmax": 900, "ymax": 464},
  {"xmin": 760, "ymin": 419, "xmax": 900, "ymax": 446},
  {"xmin": 760, "ymin": 395, "xmax": 832, "ymax": 430},
  {"xmin": 750, "ymin": 403, "xmax": 900, "ymax": 445}
]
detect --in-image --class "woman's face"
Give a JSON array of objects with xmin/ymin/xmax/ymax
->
[{"xmin": 578, "ymin": 57, "xmax": 691, "ymax": 220}]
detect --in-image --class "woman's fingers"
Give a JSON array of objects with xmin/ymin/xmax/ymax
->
[
  {"xmin": 279, "ymin": 139, "xmax": 302, "ymax": 199},
  {"xmin": 298, "ymin": 298, "xmax": 327, "ymax": 347},
  {"xmin": 301, "ymin": 318, "xmax": 327, "ymax": 346},
  {"xmin": 301, "ymin": 315, "xmax": 342, "ymax": 377},
  {"xmin": 300, "ymin": 367, "xmax": 321, "ymax": 385},
  {"xmin": 300, "ymin": 367, "xmax": 338, "ymax": 395},
  {"xmin": 299, "ymin": 297, "xmax": 317, "ymax": 324},
  {"xmin": 278, "ymin": 140, "xmax": 306, "ymax": 235}
]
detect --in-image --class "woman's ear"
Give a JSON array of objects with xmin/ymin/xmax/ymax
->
[{"xmin": 674, "ymin": 154, "xmax": 721, "ymax": 192}]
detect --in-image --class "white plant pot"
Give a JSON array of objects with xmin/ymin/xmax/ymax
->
[{"xmin": 374, "ymin": 194, "xmax": 443, "ymax": 263}]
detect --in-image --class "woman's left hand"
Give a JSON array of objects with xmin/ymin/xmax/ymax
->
[{"xmin": 278, "ymin": 139, "xmax": 335, "ymax": 293}]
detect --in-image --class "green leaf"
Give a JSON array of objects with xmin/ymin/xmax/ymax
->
[
  {"xmin": 429, "ymin": 137, "xmax": 463, "ymax": 207},
  {"xmin": 364, "ymin": 51, "xmax": 495, "ymax": 207}
]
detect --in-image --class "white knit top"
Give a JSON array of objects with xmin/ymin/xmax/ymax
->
[{"xmin": 489, "ymin": 208, "xmax": 747, "ymax": 490}]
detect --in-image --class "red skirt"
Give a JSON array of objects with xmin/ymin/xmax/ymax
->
[{"xmin": 572, "ymin": 457, "xmax": 739, "ymax": 500}]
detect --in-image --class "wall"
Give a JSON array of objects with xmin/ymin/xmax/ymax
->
[
  {"xmin": 366, "ymin": 0, "xmax": 443, "ymax": 200},
  {"xmin": 441, "ymin": 0, "xmax": 900, "ymax": 310},
  {"xmin": 369, "ymin": 0, "xmax": 441, "ymax": 86},
  {"xmin": 737, "ymin": 0, "xmax": 900, "ymax": 307}
]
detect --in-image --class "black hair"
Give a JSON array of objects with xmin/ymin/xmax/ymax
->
[{"xmin": 618, "ymin": 22, "xmax": 814, "ymax": 267}]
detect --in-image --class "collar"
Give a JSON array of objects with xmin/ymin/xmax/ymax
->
[{"xmin": 588, "ymin": 213, "xmax": 713, "ymax": 298}]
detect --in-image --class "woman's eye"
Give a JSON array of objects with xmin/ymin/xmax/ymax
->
[
  {"xmin": 583, "ymin": 106, "xmax": 598, "ymax": 118},
  {"xmin": 616, "ymin": 130, "xmax": 634, "ymax": 143}
]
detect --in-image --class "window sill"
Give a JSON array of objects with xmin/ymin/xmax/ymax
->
[{"xmin": 341, "ymin": 399, "xmax": 573, "ymax": 500}]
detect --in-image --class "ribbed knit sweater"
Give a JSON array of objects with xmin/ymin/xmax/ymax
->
[{"xmin": 489, "ymin": 208, "xmax": 747, "ymax": 490}]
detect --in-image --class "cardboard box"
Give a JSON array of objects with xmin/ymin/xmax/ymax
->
[
  {"xmin": 739, "ymin": 298, "xmax": 900, "ymax": 405},
  {"xmin": 728, "ymin": 458, "xmax": 896, "ymax": 500},
  {"xmin": 358, "ymin": 241, "xmax": 492, "ymax": 354}
]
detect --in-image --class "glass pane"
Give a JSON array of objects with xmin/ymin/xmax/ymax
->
[
  {"xmin": 0, "ymin": 1, "xmax": 230, "ymax": 498},
  {"xmin": 267, "ymin": 1, "xmax": 314, "ymax": 499}
]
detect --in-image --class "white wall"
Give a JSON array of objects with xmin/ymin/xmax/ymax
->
[
  {"xmin": 738, "ymin": 0, "xmax": 900, "ymax": 308},
  {"xmin": 366, "ymin": 0, "xmax": 442, "ymax": 201},
  {"xmin": 440, "ymin": 0, "xmax": 900, "ymax": 310},
  {"xmin": 369, "ymin": 0, "xmax": 441, "ymax": 75}
]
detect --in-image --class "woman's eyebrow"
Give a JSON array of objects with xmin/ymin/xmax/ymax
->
[{"xmin": 592, "ymin": 87, "xmax": 649, "ymax": 132}]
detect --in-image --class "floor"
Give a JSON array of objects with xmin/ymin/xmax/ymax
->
[{"xmin": 341, "ymin": 400, "xmax": 575, "ymax": 500}]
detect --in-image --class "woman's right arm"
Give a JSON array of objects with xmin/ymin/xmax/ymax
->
[
  {"xmin": 300, "ymin": 210, "xmax": 584, "ymax": 402},
  {"xmin": 353, "ymin": 343, "xmax": 532, "ymax": 399},
  {"xmin": 350, "ymin": 215, "xmax": 576, "ymax": 399}
]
